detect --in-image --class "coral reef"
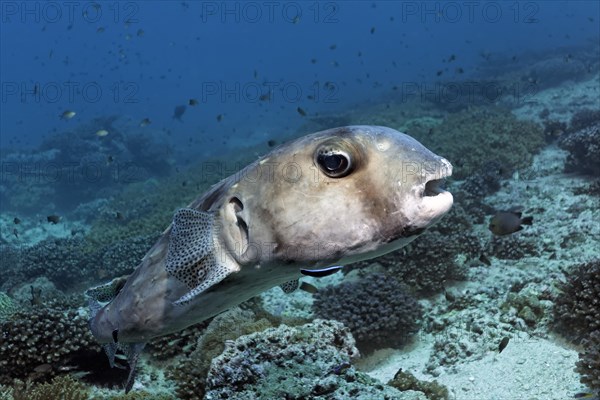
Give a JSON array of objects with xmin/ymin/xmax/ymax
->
[
  {"xmin": 9, "ymin": 375, "xmax": 89, "ymax": 400},
  {"xmin": 559, "ymin": 122, "xmax": 600, "ymax": 175},
  {"xmin": 169, "ymin": 307, "xmax": 273, "ymax": 400},
  {"xmin": 577, "ymin": 330, "xmax": 600, "ymax": 390},
  {"xmin": 4, "ymin": 238, "xmax": 94, "ymax": 290},
  {"xmin": 487, "ymin": 235, "xmax": 541, "ymax": 260},
  {"xmin": 89, "ymin": 389, "xmax": 175, "ymax": 400},
  {"xmin": 460, "ymin": 161, "xmax": 504, "ymax": 198},
  {"xmin": 573, "ymin": 180, "xmax": 600, "ymax": 197},
  {"xmin": 313, "ymin": 273, "xmax": 423, "ymax": 352},
  {"xmin": 203, "ymin": 319, "xmax": 407, "ymax": 399},
  {"xmin": 553, "ymin": 260, "xmax": 600, "ymax": 390},
  {"xmin": 568, "ymin": 108, "xmax": 600, "ymax": 133},
  {"xmin": 501, "ymin": 287, "xmax": 547, "ymax": 327},
  {"xmin": 0, "ymin": 115, "xmax": 174, "ymax": 212},
  {"xmin": 392, "ymin": 230, "xmax": 480, "ymax": 293},
  {"xmin": 0, "ymin": 298, "xmax": 99, "ymax": 384},
  {"xmin": 553, "ymin": 260, "xmax": 600, "ymax": 343},
  {"xmin": 409, "ymin": 106, "xmax": 545, "ymax": 179},
  {"xmin": 96, "ymin": 234, "xmax": 158, "ymax": 279},
  {"xmin": 0, "ymin": 292, "xmax": 17, "ymax": 322},
  {"xmin": 84, "ymin": 173, "xmax": 205, "ymax": 249},
  {"xmin": 0, "ymin": 234, "xmax": 156, "ymax": 292}
]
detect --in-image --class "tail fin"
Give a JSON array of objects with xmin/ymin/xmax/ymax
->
[{"xmin": 124, "ymin": 342, "xmax": 146, "ymax": 393}]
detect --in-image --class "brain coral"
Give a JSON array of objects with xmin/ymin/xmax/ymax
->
[{"xmin": 313, "ymin": 273, "xmax": 423, "ymax": 352}]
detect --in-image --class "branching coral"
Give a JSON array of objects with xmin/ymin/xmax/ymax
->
[
  {"xmin": 0, "ymin": 299, "xmax": 98, "ymax": 384},
  {"xmin": 10, "ymin": 375, "xmax": 88, "ymax": 400}
]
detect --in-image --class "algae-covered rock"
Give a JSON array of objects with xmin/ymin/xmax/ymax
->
[
  {"xmin": 204, "ymin": 319, "xmax": 408, "ymax": 399},
  {"xmin": 388, "ymin": 369, "xmax": 449, "ymax": 400},
  {"xmin": 170, "ymin": 307, "xmax": 273, "ymax": 400}
]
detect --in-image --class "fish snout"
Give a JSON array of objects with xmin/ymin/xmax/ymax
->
[{"xmin": 407, "ymin": 157, "xmax": 454, "ymax": 229}]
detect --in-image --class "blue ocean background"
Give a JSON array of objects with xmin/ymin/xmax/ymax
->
[{"xmin": 2, "ymin": 1, "xmax": 598, "ymax": 158}]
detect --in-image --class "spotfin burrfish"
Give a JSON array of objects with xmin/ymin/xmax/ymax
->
[{"xmin": 86, "ymin": 125, "xmax": 454, "ymax": 392}]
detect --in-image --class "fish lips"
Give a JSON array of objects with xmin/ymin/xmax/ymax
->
[{"xmin": 415, "ymin": 158, "xmax": 454, "ymax": 225}]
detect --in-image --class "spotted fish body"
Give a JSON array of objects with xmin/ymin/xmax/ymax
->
[{"xmin": 87, "ymin": 126, "xmax": 453, "ymax": 389}]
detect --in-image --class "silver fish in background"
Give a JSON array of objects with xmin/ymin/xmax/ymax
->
[{"xmin": 86, "ymin": 125, "xmax": 454, "ymax": 392}]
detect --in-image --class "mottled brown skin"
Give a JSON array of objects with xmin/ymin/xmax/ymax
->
[{"xmin": 90, "ymin": 126, "xmax": 453, "ymax": 344}]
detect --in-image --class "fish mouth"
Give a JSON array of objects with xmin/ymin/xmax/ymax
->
[
  {"xmin": 421, "ymin": 176, "xmax": 453, "ymax": 213},
  {"xmin": 424, "ymin": 178, "xmax": 447, "ymax": 197},
  {"xmin": 419, "ymin": 158, "xmax": 453, "ymax": 221},
  {"xmin": 422, "ymin": 157, "xmax": 452, "ymax": 197}
]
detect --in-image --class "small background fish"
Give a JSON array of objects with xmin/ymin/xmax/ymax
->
[{"xmin": 489, "ymin": 210, "xmax": 533, "ymax": 236}]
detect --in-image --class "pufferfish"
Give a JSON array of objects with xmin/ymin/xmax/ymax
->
[{"xmin": 86, "ymin": 125, "xmax": 454, "ymax": 392}]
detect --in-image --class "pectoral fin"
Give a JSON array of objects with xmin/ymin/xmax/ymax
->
[{"xmin": 166, "ymin": 208, "xmax": 236, "ymax": 305}]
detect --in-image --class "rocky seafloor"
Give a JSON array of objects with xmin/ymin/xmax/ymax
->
[{"xmin": 0, "ymin": 67, "xmax": 599, "ymax": 399}]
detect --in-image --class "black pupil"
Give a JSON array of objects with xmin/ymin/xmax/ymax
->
[{"xmin": 323, "ymin": 154, "xmax": 346, "ymax": 172}]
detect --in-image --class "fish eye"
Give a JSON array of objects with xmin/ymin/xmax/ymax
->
[{"xmin": 315, "ymin": 147, "xmax": 353, "ymax": 178}]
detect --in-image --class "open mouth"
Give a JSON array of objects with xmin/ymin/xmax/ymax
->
[
  {"xmin": 424, "ymin": 178, "xmax": 447, "ymax": 196},
  {"xmin": 423, "ymin": 157, "xmax": 453, "ymax": 197}
]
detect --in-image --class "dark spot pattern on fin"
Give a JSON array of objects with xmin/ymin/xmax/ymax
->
[
  {"xmin": 166, "ymin": 208, "xmax": 236, "ymax": 306},
  {"xmin": 85, "ymin": 275, "xmax": 129, "ymax": 303},
  {"xmin": 166, "ymin": 208, "xmax": 214, "ymax": 287},
  {"xmin": 300, "ymin": 265, "xmax": 344, "ymax": 278},
  {"xmin": 280, "ymin": 279, "xmax": 299, "ymax": 294}
]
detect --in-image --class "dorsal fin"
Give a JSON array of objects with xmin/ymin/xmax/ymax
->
[{"xmin": 166, "ymin": 208, "xmax": 237, "ymax": 305}]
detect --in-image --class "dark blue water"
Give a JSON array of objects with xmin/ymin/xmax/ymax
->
[{"xmin": 1, "ymin": 1, "xmax": 598, "ymax": 157}]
